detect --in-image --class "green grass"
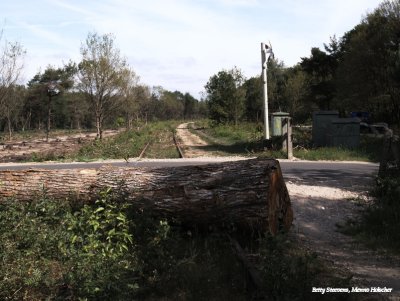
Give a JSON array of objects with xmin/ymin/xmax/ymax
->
[
  {"xmin": 193, "ymin": 120, "xmax": 383, "ymax": 162},
  {"xmin": 293, "ymin": 129, "xmax": 384, "ymax": 161},
  {"xmin": 294, "ymin": 145, "xmax": 376, "ymax": 161},
  {"xmin": 142, "ymin": 121, "xmax": 181, "ymax": 159},
  {"xmin": 67, "ymin": 120, "xmax": 181, "ymax": 161},
  {"xmin": 194, "ymin": 120, "xmax": 263, "ymax": 143},
  {"xmin": 191, "ymin": 120, "xmax": 280, "ymax": 157},
  {"xmin": 66, "ymin": 129, "xmax": 148, "ymax": 161}
]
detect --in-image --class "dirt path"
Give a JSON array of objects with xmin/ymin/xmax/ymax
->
[
  {"xmin": 288, "ymin": 182, "xmax": 400, "ymax": 300},
  {"xmin": 175, "ymin": 122, "xmax": 215, "ymax": 158},
  {"xmin": 176, "ymin": 122, "xmax": 400, "ymax": 300}
]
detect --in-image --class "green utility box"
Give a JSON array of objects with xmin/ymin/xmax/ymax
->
[
  {"xmin": 271, "ymin": 112, "xmax": 290, "ymax": 136},
  {"xmin": 312, "ymin": 111, "xmax": 339, "ymax": 146},
  {"xmin": 327, "ymin": 118, "xmax": 360, "ymax": 148}
]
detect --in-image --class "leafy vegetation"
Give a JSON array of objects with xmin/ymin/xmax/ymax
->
[
  {"xmin": 339, "ymin": 171, "xmax": 400, "ymax": 253},
  {"xmin": 0, "ymin": 191, "xmax": 139, "ymax": 300},
  {"xmin": 65, "ymin": 120, "xmax": 180, "ymax": 161},
  {"xmin": 0, "ymin": 189, "xmax": 350, "ymax": 300},
  {"xmin": 205, "ymin": 67, "xmax": 245, "ymax": 125}
]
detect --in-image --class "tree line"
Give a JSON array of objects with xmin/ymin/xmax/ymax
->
[
  {"xmin": 2, "ymin": 0, "xmax": 399, "ymax": 139},
  {"xmin": 205, "ymin": 0, "xmax": 400, "ymax": 129},
  {"xmin": 0, "ymin": 32, "xmax": 206, "ymax": 140}
]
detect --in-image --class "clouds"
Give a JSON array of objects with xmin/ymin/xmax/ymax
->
[{"xmin": 1, "ymin": 0, "xmax": 382, "ymax": 97}]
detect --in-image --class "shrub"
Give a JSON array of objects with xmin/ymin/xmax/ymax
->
[
  {"xmin": 60, "ymin": 189, "xmax": 137, "ymax": 299},
  {"xmin": 0, "ymin": 191, "xmax": 138, "ymax": 300}
]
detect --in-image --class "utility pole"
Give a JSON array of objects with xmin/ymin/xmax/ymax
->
[{"xmin": 261, "ymin": 42, "xmax": 274, "ymax": 140}]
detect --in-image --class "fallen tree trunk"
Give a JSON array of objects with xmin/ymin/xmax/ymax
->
[{"xmin": 0, "ymin": 158, "xmax": 293, "ymax": 234}]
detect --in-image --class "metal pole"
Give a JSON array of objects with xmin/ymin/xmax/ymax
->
[{"xmin": 261, "ymin": 42, "xmax": 271, "ymax": 140}]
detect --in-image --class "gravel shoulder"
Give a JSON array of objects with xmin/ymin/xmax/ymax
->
[{"xmin": 288, "ymin": 182, "xmax": 400, "ymax": 299}]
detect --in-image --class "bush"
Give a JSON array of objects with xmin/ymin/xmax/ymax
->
[
  {"xmin": 340, "ymin": 172, "xmax": 400, "ymax": 252},
  {"xmin": 60, "ymin": 189, "xmax": 137, "ymax": 299},
  {"xmin": 0, "ymin": 192, "xmax": 138, "ymax": 300},
  {"xmin": 0, "ymin": 189, "xmax": 345, "ymax": 300},
  {"xmin": 0, "ymin": 196, "xmax": 70, "ymax": 300}
]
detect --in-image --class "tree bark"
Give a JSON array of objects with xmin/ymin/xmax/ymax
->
[{"xmin": 0, "ymin": 158, "xmax": 293, "ymax": 234}]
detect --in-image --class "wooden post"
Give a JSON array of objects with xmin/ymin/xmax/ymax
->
[
  {"xmin": 282, "ymin": 117, "xmax": 293, "ymax": 159},
  {"xmin": 379, "ymin": 131, "xmax": 393, "ymax": 176},
  {"xmin": 287, "ymin": 117, "xmax": 293, "ymax": 160}
]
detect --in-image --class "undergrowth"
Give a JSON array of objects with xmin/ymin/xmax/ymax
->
[
  {"xmin": 0, "ymin": 189, "xmax": 349, "ymax": 300},
  {"xmin": 339, "ymin": 171, "xmax": 400, "ymax": 253},
  {"xmin": 68, "ymin": 120, "xmax": 180, "ymax": 161}
]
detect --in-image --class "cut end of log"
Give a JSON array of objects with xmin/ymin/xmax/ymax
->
[{"xmin": 266, "ymin": 162, "xmax": 293, "ymax": 235}]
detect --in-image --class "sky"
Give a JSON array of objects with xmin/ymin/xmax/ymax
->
[{"xmin": 1, "ymin": 0, "xmax": 383, "ymax": 99}]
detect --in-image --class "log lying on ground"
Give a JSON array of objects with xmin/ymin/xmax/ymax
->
[{"xmin": 0, "ymin": 158, "xmax": 293, "ymax": 234}]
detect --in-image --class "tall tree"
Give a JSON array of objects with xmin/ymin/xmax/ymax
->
[
  {"xmin": 26, "ymin": 64, "xmax": 76, "ymax": 140},
  {"xmin": 284, "ymin": 65, "xmax": 310, "ymax": 122},
  {"xmin": 120, "ymin": 68, "xmax": 140, "ymax": 129},
  {"xmin": 3, "ymin": 85, "xmax": 25, "ymax": 139},
  {"xmin": 205, "ymin": 67, "xmax": 245, "ymax": 125},
  {"xmin": 243, "ymin": 76, "xmax": 263, "ymax": 122},
  {"xmin": 183, "ymin": 92, "xmax": 198, "ymax": 120},
  {"xmin": 300, "ymin": 37, "xmax": 340, "ymax": 110},
  {"xmin": 0, "ymin": 31, "xmax": 25, "ymax": 138},
  {"xmin": 336, "ymin": 0, "xmax": 400, "ymax": 125},
  {"xmin": 160, "ymin": 90, "xmax": 184, "ymax": 120},
  {"xmin": 77, "ymin": 32, "xmax": 129, "ymax": 139},
  {"xmin": 266, "ymin": 58, "xmax": 287, "ymax": 113},
  {"xmin": 134, "ymin": 85, "xmax": 151, "ymax": 124},
  {"xmin": 242, "ymin": 59, "xmax": 286, "ymax": 122}
]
